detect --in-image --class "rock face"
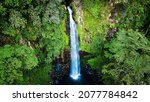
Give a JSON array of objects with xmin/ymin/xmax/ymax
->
[{"xmin": 73, "ymin": 0, "xmax": 83, "ymax": 27}]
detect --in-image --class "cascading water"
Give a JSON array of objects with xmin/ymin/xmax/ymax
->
[{"xmin": 67, "ymin": 6, "xmax": 81, "ymax": 80}]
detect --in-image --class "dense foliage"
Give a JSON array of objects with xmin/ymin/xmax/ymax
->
[
  {"xmin": 79, "ymin": 0, "xmax": 150, "ymax": 84},
  {"xmin": 0, "ymin": 0, "xmax": 150, "ymax": 85},
  {"xmin": 0, "ymin": 0, "xmax": 67, "ymax": 84},
  {"xmin": 104, "ymin": 29, "xmax": 150, "ymax": 84},
  {"xmin": 0, "ymin": 45, "xmax": 38, "ymax": 84}
]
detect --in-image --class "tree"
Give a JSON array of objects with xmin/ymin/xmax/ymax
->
[
  {"xmin": 103, "ymin": 29, "xmax": 150, "ymax": 84},
  {"xmin": 0, "ymin": 45, "xmax": 38, "ymax": 84}
]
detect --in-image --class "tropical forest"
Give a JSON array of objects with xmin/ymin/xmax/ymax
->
[{"xmin": 0, "ymin": 0, "xmax": 150, "ymax": 85}]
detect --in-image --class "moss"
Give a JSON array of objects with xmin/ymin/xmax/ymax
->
[
  {"xmin": 60, "ymin": 8, "xmax": 69, "ymax": 48},
  {"xmin": 87, "ymin": 56, "xmax": 102, "ymax": 69},
  {"xmin": 23, "ymin": 64, "xmax": 52, "ymax": 85},
  {"xmin": 78, "ymin": 0, "xmax": 110, "ymax": 54}
]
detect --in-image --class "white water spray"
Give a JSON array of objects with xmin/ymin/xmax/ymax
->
[{"xmin": 67, "ymin": 6, "xmax": 81, "ymax": 80}]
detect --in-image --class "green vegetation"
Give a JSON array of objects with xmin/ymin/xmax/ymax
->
[
  {"xmin": 0, "ymin": 45, "xmax": 38, "ymax": 84},
  {"xmin": 0, "ymin": 0, "xmax": 67, "ymax": 84},
  {"xmin": 0, "ymin": 0, "xmax": 150, "ymax": 84},
  {"xmin": 79, "ymin": 0, "xmax": 150, "ymax": 84},
  {"xmin": 103, "ymin": 29, "xmax": 150, "ymax": 84}
]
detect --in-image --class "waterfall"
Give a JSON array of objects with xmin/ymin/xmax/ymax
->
[{"xmin": 67, "ymin": 6, "xmax": 81, "ymax": 80}]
